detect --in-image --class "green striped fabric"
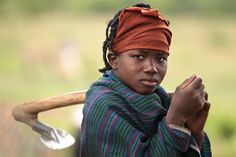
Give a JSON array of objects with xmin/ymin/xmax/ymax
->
[{"xmin": 80, "ymin": 71, "xmax": 211, "ymax": 157}]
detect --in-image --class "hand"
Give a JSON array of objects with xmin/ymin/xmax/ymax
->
[
  {"xmin": 166, "ymin": 75, "xmax": 206, "ymax": 126},
  {"xmin": 186, "ymin": 100, "xmax": 211, "ymax": 147}
]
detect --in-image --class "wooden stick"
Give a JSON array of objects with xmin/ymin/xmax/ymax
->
[{"xmin": 12, "ymin": 91, "xmax": 86, "ymax": 127}]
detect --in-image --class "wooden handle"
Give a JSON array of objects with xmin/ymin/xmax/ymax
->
[{"xmin": 12, "ymin": 91, "xmax": 86, "ymax": 127}]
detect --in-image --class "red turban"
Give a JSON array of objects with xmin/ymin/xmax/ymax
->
[{"xmin": 111, "ymin": 7, "xmax": 172, "ymax": 54}]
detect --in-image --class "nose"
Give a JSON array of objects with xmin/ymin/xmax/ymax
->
[{"xmin": 143, "ymin": 58, "xmax": 158, "ymax": 74}]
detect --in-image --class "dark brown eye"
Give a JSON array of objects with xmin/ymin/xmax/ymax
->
[
  {"xmin": 156, "ymin": 56, "xmax": 167, "ymax": 63},
  {"xmin": 134, "ymin": 55, "xmax": 144, "ymax": 60}
]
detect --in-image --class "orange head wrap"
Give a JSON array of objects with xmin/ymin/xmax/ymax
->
[{"xmin": 111, "ymin": 7, "xmax": 172, "ymax": 54}]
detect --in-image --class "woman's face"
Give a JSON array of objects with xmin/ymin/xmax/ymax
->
[{"xmin": 108, "ymin": 49, "xmax": 168, "ymax": 94}]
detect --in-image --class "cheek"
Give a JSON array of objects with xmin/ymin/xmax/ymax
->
[
  {"xmin": 116, "ymin": 64, "xmax": 139, "ymax": 81},
  {"xmin": 161, "ymin": 65, "xmax": 167, "ymax": 77},
  {"xmin": 116, "ymin": 57, "xmax": 143, "ymax": 77},
  {"xmin": 159, "ymin": 64, "xmax": 168, "ymax": 75},
  {"xmin": 162, "ymin": 64, "xmax": 168, "ymax": 72},
  {"xmin": 118, "ymin": 60, "xmax": 135, "ymax": 72},
  {"xmin": 115, "ymin": 61, "xmax": 129, "ymax": 77}
]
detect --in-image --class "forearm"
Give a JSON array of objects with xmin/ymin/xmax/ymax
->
[
  {"xmin": 145, "ymin": 116, "xmax": 212, "ymax": 157},
  {"xmin": 200, "ymin": 132, "xmax": 212, "ymax": 157},
  {"xmin": 182, "ymin": 132, "xmax": 212, "ymax": 157},
  {"xmin": 166, "ymin": 110, "xmax": 186, "ymax": 127},
  {"xmin": 192, "ymin": 131, "xmax": 204, "ymax": 148},
  {"xmin": 145, "ymin": 117, "xmax": 192, "ymax": 157}
]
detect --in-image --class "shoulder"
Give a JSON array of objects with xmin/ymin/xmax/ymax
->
[
  {"xmin": 84, "ymin": 85, "xmax": 124, "ymax": 111},
  {"xmin": 82, "ymin": 85, "xmax": 127, "ymax": 129}
]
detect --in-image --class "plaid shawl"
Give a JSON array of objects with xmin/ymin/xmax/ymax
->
[{"xmin": 80, "ymin": 71, "xmax": 211, "ymax": 157}]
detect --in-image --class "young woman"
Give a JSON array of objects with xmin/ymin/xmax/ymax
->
[{"xmin": 80, "ymin": 3, "xmax": 211, "ymax": 157}]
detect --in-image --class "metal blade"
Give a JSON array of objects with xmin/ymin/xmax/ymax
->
[{"xmin": 32, "ymin": 121, "xmax": 75, "ymax": 150}]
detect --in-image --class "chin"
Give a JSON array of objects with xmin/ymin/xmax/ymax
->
[{"xmin": 135, "ymin": 88, "xmax": 155, "ymax": 95}]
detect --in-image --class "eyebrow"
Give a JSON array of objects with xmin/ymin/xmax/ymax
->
[{"xmin": 138, "ymin": 49, "xmax": 169, "ymax": 56}]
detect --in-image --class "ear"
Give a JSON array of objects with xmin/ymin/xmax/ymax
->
[{"xmin": 107, "ymin": 52, "xmax": 119, "ymax": 70}]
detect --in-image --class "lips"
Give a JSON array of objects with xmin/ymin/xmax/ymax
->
[{"xmin": 140, "ymin": 78, "xmax": 159, "ymax": 87}]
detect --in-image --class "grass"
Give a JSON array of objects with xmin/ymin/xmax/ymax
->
[{"xmin": 0, "ymin": 13, "xmax": 236, "ymax": 157}]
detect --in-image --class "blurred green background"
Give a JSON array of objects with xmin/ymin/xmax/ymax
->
[{"xmin": 0, "ymin": 0, "xmax": 236, "ymax": 157}]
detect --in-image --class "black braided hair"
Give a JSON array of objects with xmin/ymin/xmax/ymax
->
[{"xmin": 99, "ymin": 3, "xmax": 151, "ymax": 73}]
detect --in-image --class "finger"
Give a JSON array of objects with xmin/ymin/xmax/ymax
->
[
  {"xmin": 201, "ymin": 91, "xmax": 208, "ymax": 101},
  {"xmin": 199, "ymin": 84, "xmax": 205, "ymax": 91},
  {"xmin": 200, "ymin": 91, "xmax": 207, "ymax": 104},
  {"xmin": 202, "ymin": 101, "xmax": 210, "ymax": 112},
  {"xmin": 190, "ymin": 76, "xmax": 203, "ymax": 89},
  {"xmin": 181, "ymin": 75, "xmax": 197, "ymax": 89},
  {"xmin": 199, "ymin": 86, "xmax": 206, "ymax": 97},
  {"xmin": 204, "ymin": 92, "xmax": 208, "ymax": 101},
  {"xmin": 198, "ymin": 101, "xmax": 210, "ymax": 122},
  {"xmin": 195, "ymin": 101, "xmax": 211, "ymax": 130}
]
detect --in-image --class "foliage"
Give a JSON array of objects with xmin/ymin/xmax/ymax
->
[
  {"xmin": 0, "ymin": 9, "xmax": 236, "ymax": 157},
  {"xmin": 218, "ymin": 117, "xmax": 236, "ymax": 140},
  {"xmin": 0, "ymin": 0, "xmax": 236, "ymax": 16}
]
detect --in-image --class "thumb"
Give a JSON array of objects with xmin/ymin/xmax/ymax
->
[{"xmin": 197, "ymin": 101, "xmax": 211, "ymax": 127}]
